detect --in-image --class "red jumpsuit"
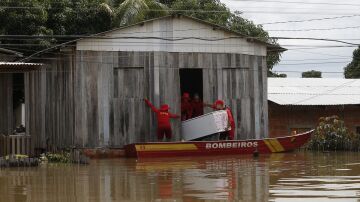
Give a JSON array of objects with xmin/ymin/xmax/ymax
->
[
  {"xmin": 181, "ymin": 93, "xmax": 193, "ymax": 121},
  {"xmin": 211, "ymin": 100, "xmax": 236, "ymax": 140},
  {"xmin": 225, "ymin": 108, "xmax": 235, "ymax": 140},
  {"xmin": 191, "ymin": 100, "xmax": 205, "ymax": 118},
  {"xmin": 145, "ymin": 99, "xmax": 179, "ymax": 140}
]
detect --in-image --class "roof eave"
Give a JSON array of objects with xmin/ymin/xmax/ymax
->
[{"xmin": 0, "ymin": 47, "xmax": 23, "ymax": 57}]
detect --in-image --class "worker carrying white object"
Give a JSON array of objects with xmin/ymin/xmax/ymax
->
[{"xmin": 181, "ymin": 110, "xmax": 229, "ymax": 141}]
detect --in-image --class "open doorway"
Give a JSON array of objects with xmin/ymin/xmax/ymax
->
[
  {"xmin": 180, "ymin": 69, "xmax": 203, "ymax": 100},
  {"xmin": 180, "ymin": 69, "xmax": 204, "ymax": 120},
  {"xmin": 13, "ymin": 73, "xmax": 25, "ymax": 132}
]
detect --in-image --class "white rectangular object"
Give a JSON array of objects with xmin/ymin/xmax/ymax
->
[{"xmin": 181, "ymin": 110, "xmax": 229, "ymax": 141}]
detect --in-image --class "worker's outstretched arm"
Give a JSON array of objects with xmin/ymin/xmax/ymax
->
[
  {"xmin": 144, "ymin": 99, "xmax": 159, "ymax": 113},
  {"xmin": 169, "ymin": 113, "xmax": 180, "ymax": 119},
  {"xmin": 206, "ymin": 104, "xmax": 217, "ymax": 110}
]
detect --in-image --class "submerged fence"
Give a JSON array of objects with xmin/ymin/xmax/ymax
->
[{"xmin": 0, "ymin": 134, "xmax": 32, "ymax": 156}]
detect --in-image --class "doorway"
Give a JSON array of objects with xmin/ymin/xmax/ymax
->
[
  {"xmin": 13, "ymin": 73, "xmax": 25, "ymax": 129},
  {"xmin": 180, "ymin": 69, "xmax": 203, "ymax": 100}
]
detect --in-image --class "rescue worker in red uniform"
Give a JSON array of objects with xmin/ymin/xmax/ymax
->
[
  {"xmin": 211, "ymin": 100, "xmax": 236, "ymax": 140},
  {"xmin": 181, "ymin": 92, "xmax": 193, "ymax": 121},
  {"xmin": 191, "ymin": 93, "xmax": 205, "ymax": 118},
  {"xmin": 144, "ymin": 99, "xmax": 179, "ymax": 141}
]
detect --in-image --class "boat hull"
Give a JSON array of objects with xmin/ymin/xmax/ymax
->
[{"xmin": 124, "ymin": 130, "xmax": 313, "ymax": 158}]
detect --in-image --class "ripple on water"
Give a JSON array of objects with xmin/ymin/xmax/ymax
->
[{"xmin": 270, "ymin": 176, "xmax": 360, "ymax": 201}]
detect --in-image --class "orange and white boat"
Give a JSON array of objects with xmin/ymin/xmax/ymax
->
[{"xmin": 124, "ymin": 130, "xmax": 313, "ymax": 158}]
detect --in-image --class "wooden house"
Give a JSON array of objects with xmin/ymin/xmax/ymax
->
[{"xmin": 26, "ymin": 15, "xmax": 284, "ymax": 150}]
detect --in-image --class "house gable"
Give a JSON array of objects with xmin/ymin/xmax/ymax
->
[{"xmin": 76, "ymin": 16, "xmax": 267, "ymax": 56}]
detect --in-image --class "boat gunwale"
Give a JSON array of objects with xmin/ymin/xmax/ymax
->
[{"xmin": 128, "ymin": 130, "xmax": 314, "ymax": 145}]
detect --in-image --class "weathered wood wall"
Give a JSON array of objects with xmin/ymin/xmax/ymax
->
[
  {"xmin": 26, "ymin": 50, "xmax": 267, "ymax": 149},
  {"xmin": 0, "ymin": 73, "xmax": 13, "ymax": 135},
  {"xmin": 25, "ymin": 51, "xmax": 75, "ymax": 149}
]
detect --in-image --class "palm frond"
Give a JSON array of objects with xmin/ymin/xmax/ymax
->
[{"xmin": 116, "ymin": 0, "xmax": 149, "ymax": 26}]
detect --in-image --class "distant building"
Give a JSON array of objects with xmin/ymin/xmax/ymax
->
[
  {"xmin": 0, "ymin": 48, "xmax": 42, "ymax": 135},
  {"xmin": 25, "ymin": 15, "xmax": 284, "ymax": 150},
  {"xmin": 268, "ymin": 78, "xmax": 360, "ymax": 137}
]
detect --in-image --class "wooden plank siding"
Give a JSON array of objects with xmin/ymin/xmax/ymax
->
[
  {"xmin": 25, "ymin": 51, "xmax": 75, "ymax": 150},
  {"xmin": 26, "ymin": 50, "xmax": 267, "ymax": 149},
  {"xmin": 0, "ymin": 73, "xmax": 13, "ymax": 135}
]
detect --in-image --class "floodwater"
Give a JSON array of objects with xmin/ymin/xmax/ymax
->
[{"xmin": 1, "ymin": 152, "xmax": 360, "ymax": 202}]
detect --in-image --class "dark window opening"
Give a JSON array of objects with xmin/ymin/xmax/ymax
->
[
  {"xmin": 180, "ymin": 69, "xmax": 203, "ymax": 100},
  {"xmin": 356, "ymin": 126, "xmax": 360, "ymax": 135}
]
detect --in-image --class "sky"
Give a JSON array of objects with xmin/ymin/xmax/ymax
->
[{"xmin": 221, "ymin": 0, "xmax": 360, "ymax": 77}]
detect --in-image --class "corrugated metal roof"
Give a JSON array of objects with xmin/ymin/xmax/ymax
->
[
  {"xmin": 0, "ymin": 62, "xmax": 43, "ymax": 72},
  {"xmin": 268, "ymin": 78, "xmax": 360, "ymax": 105}
]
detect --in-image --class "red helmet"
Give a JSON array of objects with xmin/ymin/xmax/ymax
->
[
  {"xmin": 214, "ymin": 100, "xmax": 224, "ymax": 106},
  {"xmin": 160, "ymin": 104, "xmax": 170, "ymax": 111},
  {"xmin": 182, "ymin": 92, "xmax": 190, "ymax": 99}
]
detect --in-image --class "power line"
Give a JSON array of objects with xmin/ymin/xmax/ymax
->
[
  {"xmin": 239, "ymin": 11, "xmax": 360, "ymax": 15},
  {"xmin": 1, "ymin": 6, "xmax": 360, "ymax": 15},
  {"xmin": 1, "ymin": 35, "xmax": 360, "ymax": 47},
  {"xmin": 277, "ymin": 61, "xmax": 350, "ymax": 66},
  {"xmin": 268, "ymin": 25, "xmax": 360, "ymax": 32},
  {"xmin": 230, "ymin": 0, "xmax": 360, "ymax": 7},
  {"xmin": 281, "ymin": 58, "xmax": 351, "ymax": 62},
  {"xmin": 290, "ymin": 80, "xmax": 358, "ymax": 105},
  {"xmin": 260, "ymin": 15, "xmax": 360, "ymax": 25}
]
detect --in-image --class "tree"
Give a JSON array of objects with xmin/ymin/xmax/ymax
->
[
  {"xmin": 344, "ymin": 46, "xmax": 360, "ymax": 78},
  {"xmin": 0, "ymin": 0, "xmax": 282, "ymax": 71},
  {"xmin": 168, "ymin": 0, "xmax": 281, "ymax": 72},
  {"xmin": 46, "ymin": 0, "xmax": 114, "ymax": 35},
  {"xmin": 0, "ymin": 0, "xmax": 114, "ymax": 52},
  {"xmin": 268, "ymin": 71, "xmax": 287, "ymax": 78},
  {"xmin": 0, "ymin": 0, "xmax": 53, "ymax": 51},
  {"xmin": 302, "ymin": 70, "xmax": 322, "ymax": 78},
  {"xmin": 114, "ymin": 0, "xmax": 167, "ymax": 26}
]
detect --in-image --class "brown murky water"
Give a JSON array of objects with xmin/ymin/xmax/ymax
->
[{"xmin": 1, "ymin": 151, "xmax": 360, "ymax": 202}]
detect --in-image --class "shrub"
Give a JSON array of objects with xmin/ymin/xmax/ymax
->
[
  {"xmin": 307, "ymin": 115, "xmax": 360, "ymax": 151},
  {"xmin": 44, "ymin": 152, "xmax": 71, "ymax": 163}
]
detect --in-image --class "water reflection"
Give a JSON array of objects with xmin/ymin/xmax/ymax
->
[{"xmin": 0, "ymin": 152, "xmax": 360, "ymax": 201}]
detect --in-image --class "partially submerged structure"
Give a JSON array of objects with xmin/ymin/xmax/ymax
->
[
  {"xmin": 268, "ymin": 78, "xmax": 360, "ymax": 137},
  {"xmin": 26, "ymin": 15, "xmax": 284, "ymax": 150},
  {"xmin": 0, "ymin": 48, "xmax": 42, "ymax": 156}
]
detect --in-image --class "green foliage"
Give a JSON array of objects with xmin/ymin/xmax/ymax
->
[
  {"xmin": 113, "ymin": 0, "xmax": 167, "ymax": 26},
  {"xmin": 302, "ymin": 70, "xmax": 322, "ymax": 78},
  {"xmin": 169, "ymin": 1, "xmax": 281, "ymax": 71},
  {"xmin": 0, "ymin": 0, "xmax": 53, "ymax": 51},
  {"xmin": 46, "ymin": 0, "xmax": 114, "ymax": 35},
  {"xmin": 45, "ymin": 152, "xmax": 71, "ymax": 163},
  {"xmin": 268, "ymin": 71, "xmax": 287, "ymax": 78},
  {"xmin": 307, "ymin": 116, "xmax": 360, "ymax": 151},
  {"xmin": 344, "ymin": 46, "xmax": 360, "ymax": 78},
  {"xmin": 0, "ymin": 0, "xmax": 282, "ymax": 72},
  {"xmin": 170, "ymin": 0, "xmax": 230, "ymax": 26},
  {"xmin": 0, "ymin": 0, "xmax": 114, "ymax": 52}
]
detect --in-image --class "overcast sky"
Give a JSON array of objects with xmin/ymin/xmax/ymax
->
[{"xmin": 221, "ymin": 0, "xmax": 360, "ymax": 77}]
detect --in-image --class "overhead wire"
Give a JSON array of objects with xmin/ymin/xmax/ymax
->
[
  {"xmin": 228, "ymin": 0, "xmax": 360, "ymax": 7},
  {"xmin": 268, "ymin": 25, "xmax": 360, "ymax": 32},
  {"xmin": 260, "ymin": 15, "xmax": 360, "ymax": 25}
]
